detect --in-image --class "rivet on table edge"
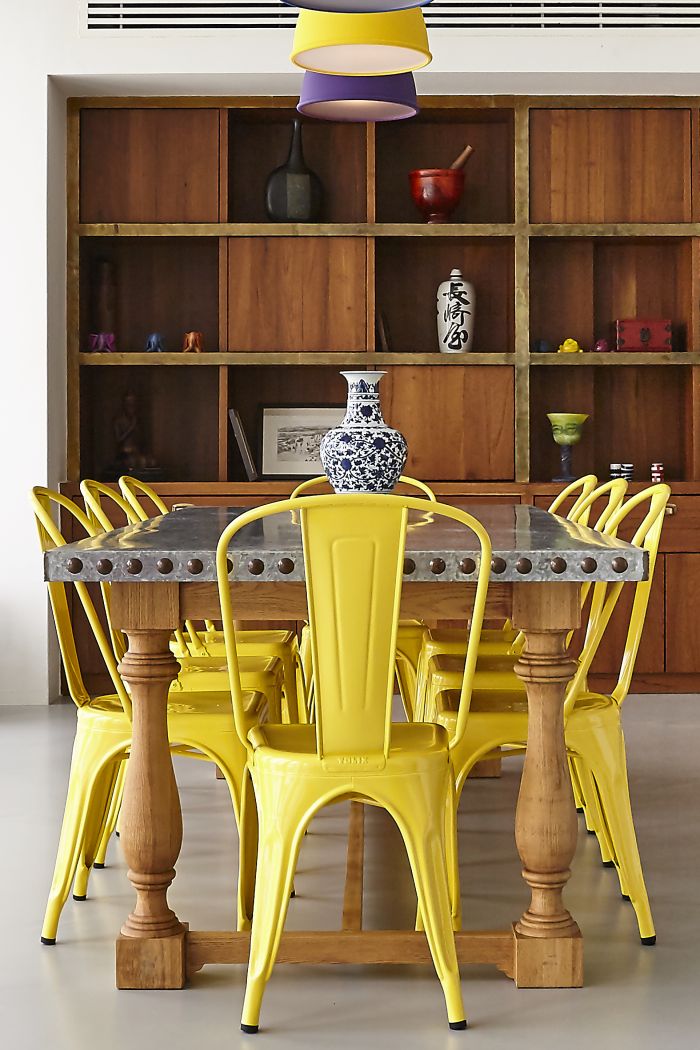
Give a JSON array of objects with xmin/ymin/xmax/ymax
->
[
  {"xmin": 67, "ymin": 558, "xmax": 83, "ymax": 574},
  {"xmin": 96, "ymin": 559, "xmax": 113, "ymax": 576},
  {"xmin": 491, "ymin": 557, "xmax": 507, "ymax": 574},
  {"xmin": 403, "ymin": 557, "xmax": 416, "ymax": 575},
  {"xmin": 126, "ymin": 558, "xmax": 142, "ymax": 576},
  {"xmin": 581, "ymin": 557, "xmax": 597, "ymax": 574},
  {"xmin": 187, "ymin": 558, "xmax": 203, "ymax": 575},
  {"xmin": 157, "ymin": 558, "xmax": 173, "ymax": 575}
]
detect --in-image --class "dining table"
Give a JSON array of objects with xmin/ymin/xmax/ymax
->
[{"xmin": 44, "ymin": 501, "xmax": 646, "ymax": 992}]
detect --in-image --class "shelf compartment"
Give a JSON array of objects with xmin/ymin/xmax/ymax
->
[
  {"xmin": 376, "ymin": 238, "xmax": 514, "ymax": 355},
  {"xmin": 79, "ymin": 238, "xmax": 219, "ymax": 355},
  {"xmin": 227, "ymin": 365, "xmax": 515, "ymax": 483},
  {"xmin": 529, "ymin": 237, "xmax": 693, "ymax": 354},
  {"xmin": 80, "ymin": 108, "xmax": 221, "ymax": 223},
  {"xmin": 530, "ymin": 108, "xmax": 692, "ymax": 224},
  {"xmin": 376, "ymin": 108, "xmax": 514, "ymax": 224},
  {"xmin": 227, "ymin": 237, "xmax": 368, "ymax": 353},
  {"xmin": 529, "ymin": 365, "xmax": 689, "ymax": 482},
  {"xmin": 228, "ymin": 109, "xmax": 368, "ymax": 224},
  {"xmin": 79, "ymin": 351, "xmax": 516, "ymax": 367},
  {"xmin": 531, "ymin": 352, "xmax": 700, "ymax": 366},
  {"xmin": 80, "ymin": 365, "xmax": 219, "ymax": 482}
]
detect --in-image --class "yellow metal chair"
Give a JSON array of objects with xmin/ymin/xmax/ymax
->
[
  {"xmin": 420, "ymin": 478, "xmax": 629, "ymax": 715},
  {"xmin": 32, "ymin": 487, "xmax": 265, "ymax": 944},
  {"xmin": 413, "ymin": 474, "xmax": 605, "ymax": 718},
  {"xmin": 116, "ymin": 475, "xmax": 301, "ymax": 719},
  {"xmin": 80, "ymin": 479, "xmax": 285, "ymax": 713},
  {"xmin": 432, "ymin": 484, "xmax": 670, "ymax": 944},
  {"xmin": 290, "ymin": 474, "xmax": 437, "ymax": 720},
  {"xmin": 216, "ymin": 494, "xmax": 492, "ymax": 1033}
]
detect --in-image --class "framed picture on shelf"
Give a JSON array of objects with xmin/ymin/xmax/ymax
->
[
  {"xmin": 228, "ymin": 409, "xmax": 259, "ymax": 481},
  {"xmin": 260, "ymin": 405, "xmax": 345, "ymax": 478}
]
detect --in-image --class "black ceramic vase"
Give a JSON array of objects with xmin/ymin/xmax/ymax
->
[{"xmin": 265, "ymin": 119, "xmax": 323, "ymax": 222}]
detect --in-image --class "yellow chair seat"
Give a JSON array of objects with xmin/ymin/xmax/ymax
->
[{"xmin": 248, "ymin": 720, "xmax": 449, "ymax": 759}]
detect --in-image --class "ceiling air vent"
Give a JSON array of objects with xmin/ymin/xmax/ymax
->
[{"xmin": 85, "ymin": 1, "xmax": 700, "ymax": 32}]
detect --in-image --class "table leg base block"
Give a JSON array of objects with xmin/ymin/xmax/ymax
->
[
  {"xmin": 469, "ymin": 756, "xmax": 502, "ymax": 779},
  {"xmin": 117, "ymin": 928, "xmax": 188, "ymax": 989},
  {"xmin": 512, "ymin": 925, "xmax": 583, "ymax": 988}
]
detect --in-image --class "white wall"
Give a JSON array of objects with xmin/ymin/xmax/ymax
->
[{"xmin": 3, "ymin": 0, "xmax": 700, "ymax": 703}]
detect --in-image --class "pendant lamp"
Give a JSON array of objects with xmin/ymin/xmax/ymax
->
[
  {"xmin": 284, "ymin": 2, "xmax": 432, "ymax": 11},
  {"xmin": 298, "ymin": 72, "xmax": 418, "ymax": 122},
  {"xmin": 291, "ymin": 9, "xmax": 431, "ymax": 76}
]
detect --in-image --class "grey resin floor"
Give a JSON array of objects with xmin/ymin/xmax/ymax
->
[{"xmin": 1, "ymin": 695, "xmax": 698, "ymax": 1050}]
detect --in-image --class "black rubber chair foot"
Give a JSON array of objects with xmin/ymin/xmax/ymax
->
[
  {"xmin": 93, "ymin": 862, "xmax": 106, "ymax": 869},
  {"xmin": 586, "ymin": 829, "xmax": 596, "ymax": 836},
  {"xmin": 641, "ymin": 935, "xmax": 656, "ymax": 946},
  {"xmin": 621, "ymin": 893, "xmax": 630, "ymax": 901},
  {"xmin": 602, "ymin": 860, "xmax": 615, "ymax": 868},
  {"xmin": 115, "ymin": 831, "xmax": 120, "ymax": 838},
  {"xmin": 290, "ymin": 890, "xmax": 296, "ymax": 899},
  {"xmin": 40, "ymin": 936, "xmax": 56, "ymax": 946},
  {"xmin": 73, "ymin": 894, "xmax": 87, "ymax": 901},
  {"xmin": 449, "ymin": 1020, "xmax": 468, "ymax": 1031},
  {"xmin": 241, "ymin": 1024, "xmax": 259, "ymax": 1034},
  {"xmin": 576, "ymin": 806, "xmax": 584, "ymax": 813}
]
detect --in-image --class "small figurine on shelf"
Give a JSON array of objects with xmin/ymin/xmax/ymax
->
[
  {"xmin": 547, "ymin": 412, "xmax": 588, "ymax": 482},
  {"xmin": 594, "ymin": 338, "xmax": 610, "ymax": 353},
  {"xmin": 558, "ymin": 338, "xmax": 583, "ymax": 354},
  {"xmin": 112, "ymin": 390, "xmax": 157, "ymax": 474},
  {"xmin": 87, "ymin": 332, "xmax": 116, "ymax": 353},
  {"xmin": 531, "ymin": 338, "xmax": 555, "ymax": 354},
  {"xmin": 183, "ymin": 331, "xmax": 204, "ymax": 353},
  {"xmin": 145, "ymin": 332, "xmax": 166, "ymax": 353}
]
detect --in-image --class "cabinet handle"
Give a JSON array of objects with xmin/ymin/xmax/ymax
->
[{"xmin": 665, "ymin": 503, "xmax": 678, "ymax": 516}]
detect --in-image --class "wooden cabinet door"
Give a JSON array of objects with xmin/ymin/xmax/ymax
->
[{"xmin": 666, "ymin": 554, "xmax": 700, "ymax": 672}]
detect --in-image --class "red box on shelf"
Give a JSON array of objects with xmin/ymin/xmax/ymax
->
[{"xmin": 614, "ymin": 318, "xmax": 673, "ymax": 352}]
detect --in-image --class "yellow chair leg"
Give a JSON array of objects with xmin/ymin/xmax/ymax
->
[
  {"xmin": 240, "ymin": 789, "xmax": 306, "ymax": 1033},
  {"xmin": 73, "ymin": 758, "xmax": 122, "ymax": 897},
  {"xmin": 237, "ymin": 769, "xmax": 259, "ymax": 933},
  {"xmin": 94, "ymin": 759, "xmax": 127, "ymax": 867},
  {"xmin": 42, "ymin": 728, "xmax": 128, "ymax": 944},
  {"xmin": 569, "ymin": 728, "xmax": 656, "ymax": 944}
]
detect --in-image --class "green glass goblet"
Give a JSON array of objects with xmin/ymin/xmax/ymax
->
[{"xmin": 547, "ymin": 412, "xmax": 589, "ymax": 482}]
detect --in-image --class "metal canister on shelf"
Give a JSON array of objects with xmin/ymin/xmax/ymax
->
[
  {"xmin": 610, "ymin": 462, "xmax": 622, "ymax": 479},
  {"xmin": 651, "ymin": 462, "xmax": 665, "ymax": 483}
]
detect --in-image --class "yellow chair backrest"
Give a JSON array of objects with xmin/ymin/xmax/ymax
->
[
  {"xmin": 291, "ymin": 475, "xmax": 437, "ymax": 502},
  {"xmin": 548, "ymin": 475, "xmax": 598, "ymax": 523},
  {"xmin": 80, "ymin": 479, "xmax": 139, "ymax": 533},
  {"xmin": 118, "ymin": 475, "xmax": 169, "ymax": 521},
  {"xmin": 564, "ymin": 483, "xmax": 671, "ymax": 715},
  {"xmin": 569, "ymin": 478, "xmax": 628, "ymax": 532},
  {"xmin": 30, "ymin": 487, "xmax": 132, "ymax": 718},
  {"xmin": 217, "ymin": 495, "xmax": 491, "ymax": 762}
]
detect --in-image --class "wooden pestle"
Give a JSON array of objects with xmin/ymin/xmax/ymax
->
[{"xmin": 449, "ymin": 144, "xmax": 474, "ymax": 170}]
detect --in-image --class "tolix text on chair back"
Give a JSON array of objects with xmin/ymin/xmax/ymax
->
[
  {"xmin": 564, "ymin": 483, "xmax": 671, "ymax": 715},
  {"xmin": 216, "ymin": 495, "xmax": 491, "ymax": 766},
  {"xmin": 30, "ymin": 487, "xmax": 132, "ymax": 718}
]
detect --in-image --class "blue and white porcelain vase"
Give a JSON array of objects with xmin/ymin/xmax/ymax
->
[{"xmin": 320, "ymin": 371, "xmax": 408, "ymax": 494}]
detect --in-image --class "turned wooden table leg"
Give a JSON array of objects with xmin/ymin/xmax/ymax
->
[
  {"xmin": 511, "ymin": 582, "xmax": 583, "ymax": 988},
  {"xmin": 111, "ymin": 584, "xmax": 187, "ymax": 989}
]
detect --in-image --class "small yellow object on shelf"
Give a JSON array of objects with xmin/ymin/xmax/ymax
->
[{"xmin": 558, "ymin": 338, "xmax": 583, "ymax": 353}]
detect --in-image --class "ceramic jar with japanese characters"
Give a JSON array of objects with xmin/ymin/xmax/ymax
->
[{"xmin": 437, "ymin": 268, "xmax": 475, "ymax": 353}]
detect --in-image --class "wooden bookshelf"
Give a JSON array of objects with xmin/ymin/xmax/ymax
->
[{"xmin": 66, "ymin": 94, "xmax": 700, "ymax": 690}]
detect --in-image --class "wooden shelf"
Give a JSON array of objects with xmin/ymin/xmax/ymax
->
[
  {"xmin": 77, "ymin": 222, "xmax": 518, "ymax": 238},
  {"xmin": 79, "ymin": 352, "xmax": 515, "ymax": 367},
  {"xmin": 530, "ymin": 353, "xmax": 700, "ymax": 366}
]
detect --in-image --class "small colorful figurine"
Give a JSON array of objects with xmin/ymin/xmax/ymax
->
[
  {"xmin": 531, "ymin": 338, "xmax": 555, "ymax": 354},
  {"xmin": 558, "ymin": 338, "xmax": 583, "ymax": 354},
  {"xmin": 183, "ymin": 331, "xmax": 204, "ymax": 353},
  {"xmin": 87, "ymin": 332, "xmax": 116, "ymax": 353},
  {"xmin": 594, "ymin": 338, "xmax": 610, "ymax": 353},
  {"xmin": 145, "ymin": 332, "xmax": 165, "ymax": 353}
]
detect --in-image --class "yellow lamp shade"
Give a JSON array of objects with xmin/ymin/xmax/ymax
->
[{"xmin": 291, "ymin": 9, "xmax": 432, "ymax": 76}]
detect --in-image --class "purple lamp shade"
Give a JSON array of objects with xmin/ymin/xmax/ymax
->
[
  {"xmin": 298, "ymin": 72, "xmax": 419, "ymax": 122},
  {"xmin": 284, "ymin": 2, "xmax": 433, "ymax": 11}
]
